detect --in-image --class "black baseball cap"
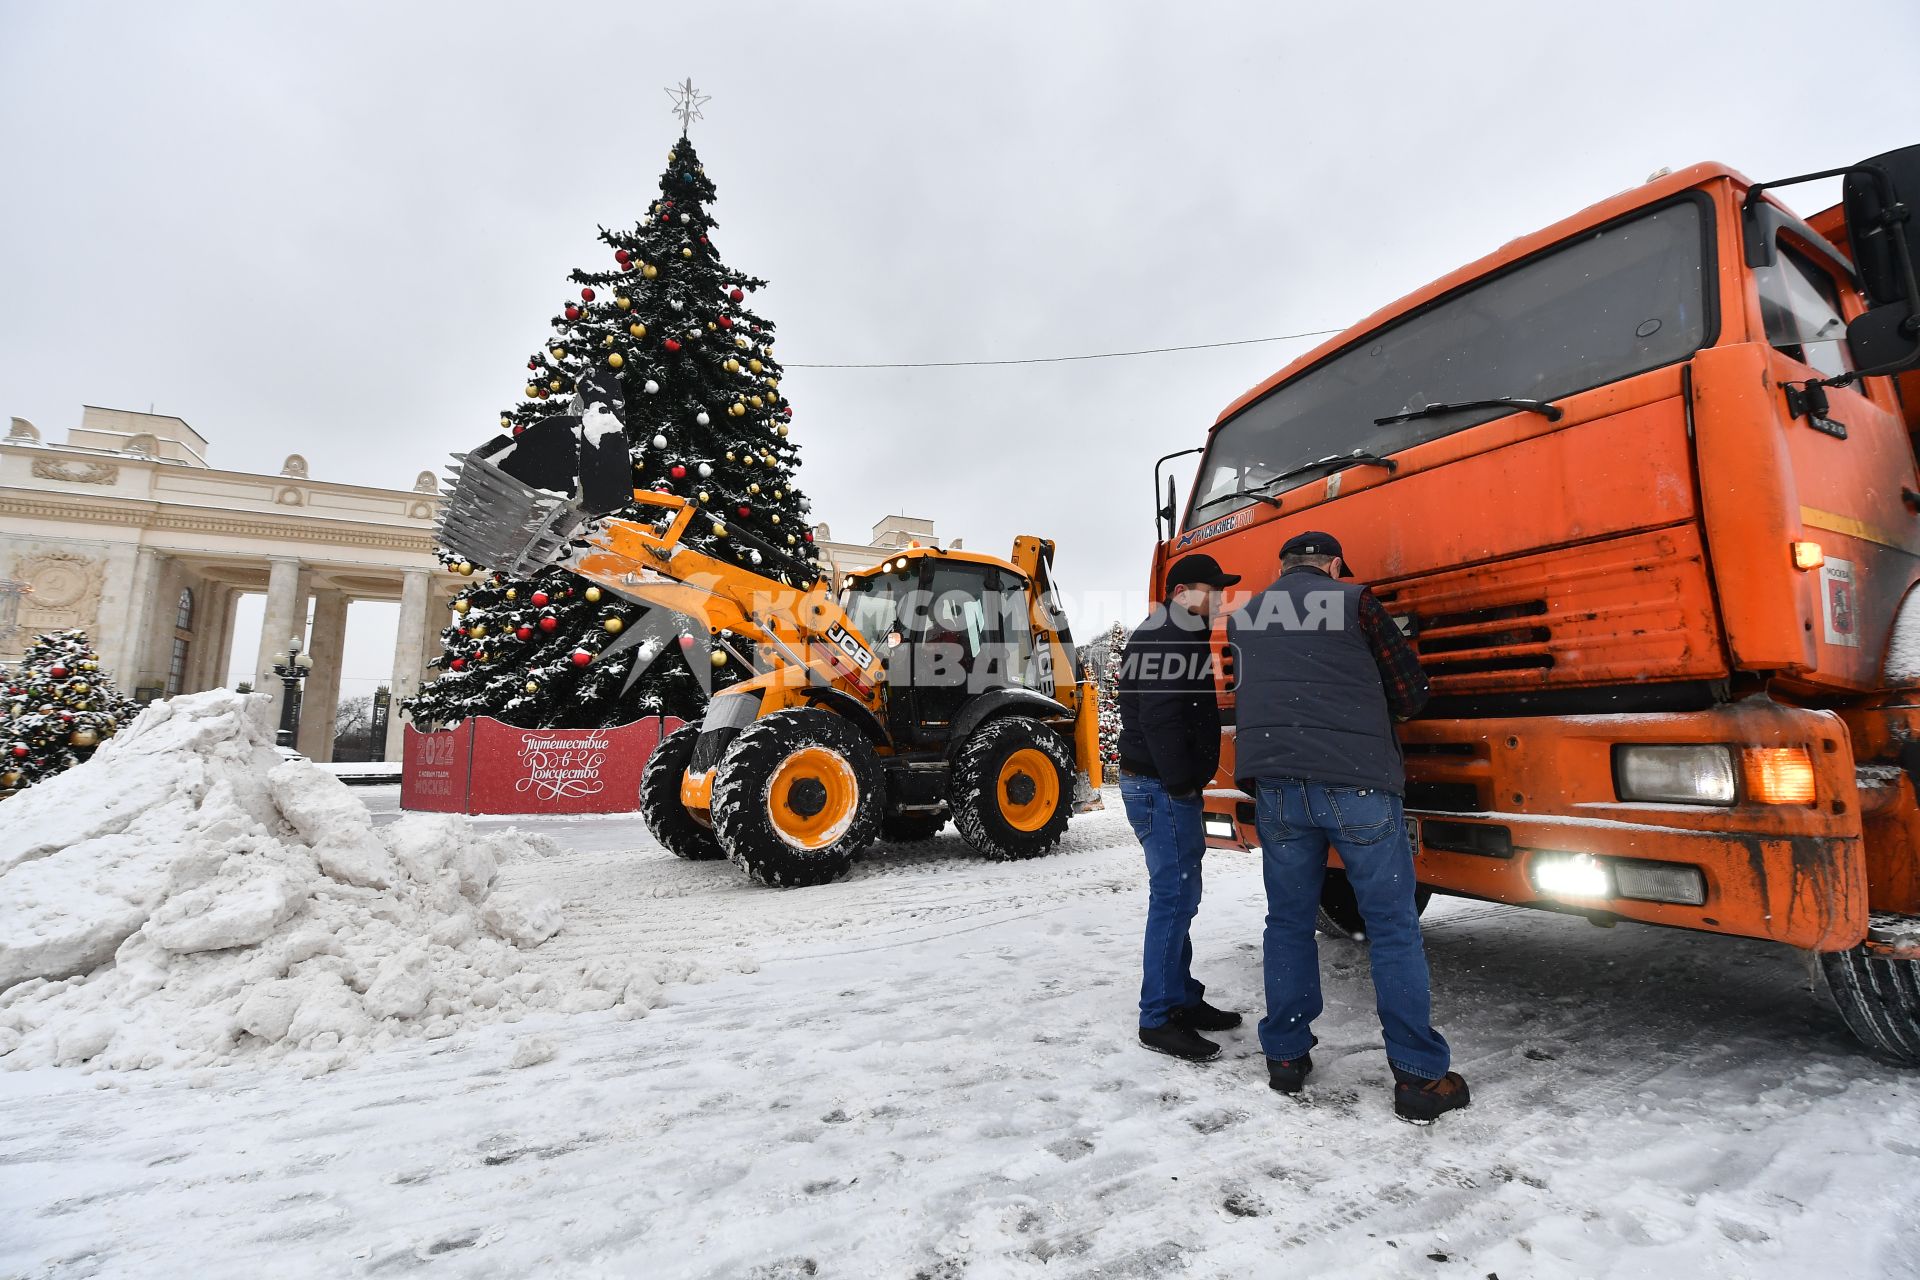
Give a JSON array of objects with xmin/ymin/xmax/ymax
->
[
  {"xmin": 1164, "ymin": 553, "xmax": 1241, "ymax": 595},
  {"xmin": 1281, "ymin": 530, "xmax": 1355, "ymax": 577}
]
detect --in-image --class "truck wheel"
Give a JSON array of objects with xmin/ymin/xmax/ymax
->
[
  {"xmin": 1316, "ymin": 867, "xmax": 1433, "ymax": 941},
  {"xmin": 950, "ymin": 716, "xmax": 1073, "ymax": 861},
  {"xmin": 1820, "ymin": 945, "xmax": 1920, "ymax": 1065},
  {"xmin": 640, "ymin": 722, "xmax": 723, "ymax": 861},
  {"xmin": 881, "ymin": 810, "xmax": 947, "ymax": 843},
  {"xmin": 711, "ymin": 708, "xmax": 883, "ymax": 888}
]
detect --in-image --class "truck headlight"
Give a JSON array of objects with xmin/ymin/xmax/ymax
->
[
  {"xmin": 1531, "ymin": 852, "xmax": 1613, "ymax": 901},
  {"xmin": 1203, "ymin": 814, "xmax": 1235, "ymax": 841},
  {"xmin": 1613, "ymin": 745, "xmax": 1736, "ymax": 806}
]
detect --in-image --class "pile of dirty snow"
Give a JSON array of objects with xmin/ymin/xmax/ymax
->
[{"xmin": 0, "ymin": 690, "xmax": 585, "ymax": 1072}]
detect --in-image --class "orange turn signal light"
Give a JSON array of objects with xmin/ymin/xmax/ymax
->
[
  {"xmin": 1791, "ymin": 541, "xmax": 1825, "ymax": 571},
  {"xmin": 1743, "ymin": 747, "xmax": 1817, "ymax": 805}
]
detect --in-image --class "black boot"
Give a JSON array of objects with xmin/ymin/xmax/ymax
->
[
  {"xmin": 1168, "ymin": 1000, "xmax": 1243, "ymax": 1032},
  {"xmin": 1392, "ymin": 1069, "xmax": 1472, "ymax": 1125},
  {"xmin": 1138, "ymin": 1023, "xmax": 1221, "ymax": 1061},
  {"xmin": 1266, "ymin": 1051, "xmax": 1314, "ymax": 1094}
]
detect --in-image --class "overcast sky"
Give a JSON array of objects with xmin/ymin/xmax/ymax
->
[{"xmin": 5, "ymin": 0, "xmax": 1918, "ymax": 706}]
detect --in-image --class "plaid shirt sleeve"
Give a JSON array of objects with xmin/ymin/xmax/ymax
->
[{"xmin": 1356, "ymin": 589, "xmax": 1430, "ymax": 720}]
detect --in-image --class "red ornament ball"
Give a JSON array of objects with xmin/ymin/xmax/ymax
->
[
  {"xmin": 664, "ymin": 338, "xmax": 682, "ymax": 353},
  {"xmin": 661, "ymin": 213, "xmax": 672, "ymax": 224},
  {"xmin": 565, "ymin": 305, "xmax": 580, "ymax": 321},
  {"xmin": 615, "ymin": 248, "xmax": 631, "ymax": 265},
  {"xmin": 11, "ymin": 745, "xmax": 27, "ymax": 758},
  {"xmin": 804, "ymin": 531, "xmax": 814, "ymax": 543},
  {"xmin": 49, "ymin": 665, "xmax": 68, "ymax": 679},
  {"xmin": 515, "ymin": 625, "xmax": 533, "ymax": 641},
  {"xmin": 570, "ymin": 650, "xmax": 593, "ymax": 667},
  {"xmin": 670, "ymin": 464, "xmax": 686, "ymax": 479},
  {"xmin": 737, "ymin": 505, "xmax": 751, "ymax": 518},
  {"xmin": 729, "ymin": 287, "xmax": 744, "ymax": 303},
  {"xmin": 539, "ymin": 616, "xmax": 558, "ymax": 632},
  {"xmin": 450, "ymin": 658, "xmax": 466, "ymax": 671},
  {"xmin": 531, "ymin": 591, "xmax": 550, "ymax": 606},
  {"xmin": 677, "ymin": 635, "xmax": 695, "ymax": 650},
  {"xmin": 512, "ymin": 425, "xmax": 524, "ymax": 436},
  {"xmin": 718, "ymin": 315, "xmax": 733, "ymax": 329},
  {"xmin": 580, "ymin": 287, "xmax": 595, "ymax": 301}
]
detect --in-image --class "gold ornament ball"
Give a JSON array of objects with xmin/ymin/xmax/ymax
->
[
  {"xmin": 778, "ymin": 425, "xmax": 790, "ymax": 438},
  {"xmin": 749, "ymin": 358, "xmax": 763, "ymax": 373},
  {"xmin": 71, "ymin": 682, "xmax": 89, "ymax": 694},
  {"xmin": 454, "ymin": 599, "xmax": 471, "ymax": 614},
  {"xmin": 735, "ymin": 336, "xmax": 750, "ymax": 350},
  {"xmin": 500, "ymin": 416, "xmax": 511, "ymax": 429},
  {"xmin": 643, "ymin": 264, "xmax": 659, "ymax": 279},
  {"xmin": 711, "ymin": 521, "xmax": 728, "ymax": 537},
  {"xmin": 616, "ymin": 296, "xmax": 632, "ymax": 310},
  {"xmin": 585, "ymin": 586, "xmax": 602, "ymax": 603},
  {"xmin": 709, "ymin": 651, "xmax": 728, "ymax": 668},
  {"xmin": 706, "ymin": 321, "xmax": 717, "ymax": 332},
  {"xmin": 525, "ymin": 384, "xmax": 541, "ymax": 398},
  {"xmin": 549, "ymin": 379, "xmax": 564, "ymax": 392},
  {"xmin": 726, "ymin": 450, "xmax": 736, "ymax": 461},
  {"xmin": 767, "ymin": 378, "xmax": 779, "ymax": 390},
  {"xmin": 771, "ymin": 514, "xmax": 781, "ymax": 525},
  {"xmin": 0, "ymin": 770, "xmax": 20, "ymax": 788},
  {"xmin": 551, "ymin": 348, "xmax": 566, "ymax": 360},
  {"xmin": 80, "ymin": 661, "xmax": 97, "ymax": 671},
  {"xmin": 773, "ymin": 489, "xmax": 784, "ymax": 499},
  {"xmin": 505, "ymin": 588, "xmax": 517, "ymax": 601},
  {"xmin": 668, "ymin": 150, "xmax": 677, "ymax": 163},
  {"xmin": 698, "ymin": 490, "xmax": 710, "ymax": 503},
  {"xmin": 602, "ymin": 335, "xmax": 615, "ymax": 348},
  {"xmin": 681, "ymin": 248, "xmax": 693, "ymax": 259},
  {"xmin": 525, "ymin": 681, "xmax": 540, "ymax": 694},
  {"xmin": 787, "ymin": 535, "xmax": 797, "ymax": 545},
  {"xmin": 751, "ymin": 396, "xmax": 765, "ymax": 409},
  {"xmin": 724, "ymin": 358, "xmax": 740, "ymax": 373},
  {"xmin": 603, "ymin": 617, "xmax": 624, "ymax": 634},
  {"xmin": 630, "ymin": 322, "xmax": 647, "ymax": 338},
  {"xmin": 456, "ymin": 561, "xmax": 475, "ymax": 576},
  {"xmin": 748, "ymin": 482, "xmax": 760, "ymax": 494},
  {"xmin": 471, "ymin": 623, "xmax": 489, "ymax": 638},
  {"xmin": 608, "ymin": 353, "xmax": 624, "ymax": 368}
]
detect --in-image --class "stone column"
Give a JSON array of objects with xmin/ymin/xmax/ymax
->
[
  {"xmin": 186, "ymin": 583, "xmax": 228, "ymax": 692},
  {"xmin": 299, "ymin": 591, "xmax": 349, "ymax": 761},
  {"xmin": 252, "ymin": 557, "xmax": 308, "ymax": 733},
  {"xmin": 203, "ymin": 587, "xmax": 240, "ymax": 691},
  {"xmin": 385, "ymin": 568, "xmax": 433, "ymax": 761}
]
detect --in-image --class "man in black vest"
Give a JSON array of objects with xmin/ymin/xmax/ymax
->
[
  {"xmin": 1117, "ymin": 553, "xmax": 1242, "ymax": 1061},
  {"xmin": 1227, "ymin": 532, "xmax": 1470, "ymax": 1124}
]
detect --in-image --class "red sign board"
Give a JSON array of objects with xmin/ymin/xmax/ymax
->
[{"xmin": 401, "ymin": 715, "xmax": 684, "ymax": 815}]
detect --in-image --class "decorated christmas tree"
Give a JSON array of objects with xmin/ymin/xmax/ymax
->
[
  {"xmin": 407, "ymin": 99, "xmax": 818, "ymax": 730},
  {"xmin": 1, "ymin": 630, "xmax": 138, "ymax": 800}
]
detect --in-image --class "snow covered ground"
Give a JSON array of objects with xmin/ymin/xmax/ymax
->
[{"xmin": 4, "ymin": 790, "xmax": 1919, "ymax": 1279}]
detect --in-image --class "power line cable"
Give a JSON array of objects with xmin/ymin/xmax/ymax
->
[{"xmin": 783, "ymin": 327, "xmax": 1347, "ymax": 369}]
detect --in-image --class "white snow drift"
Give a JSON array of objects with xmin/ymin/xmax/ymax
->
[{"xmin": 0, "ymin": 690, "xmax": 580, "ymax": 1070}]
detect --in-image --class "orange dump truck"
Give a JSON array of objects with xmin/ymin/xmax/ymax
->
[{"xmin": 1158, "ymin": 145, "xmax": 1920, "ymax": 1062}]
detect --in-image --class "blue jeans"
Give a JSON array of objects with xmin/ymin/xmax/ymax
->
[
  {"xmin": 1253, "ymin": 778, "xmax": 1450, "ymax": 1080},
  {"xmin": 1120, "ymin": 774, "xmax": 1207, "ymax": 1028}
]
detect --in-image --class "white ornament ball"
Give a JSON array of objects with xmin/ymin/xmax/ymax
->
[
  {"xmin": 698, "ymin": 462, "xmax": 712, "ymax": 477},
  {"xmin": 652, "ymin": 434, "xmax": 668, "ymax": 449},
  {"xmin": 696, "ymin": 411, "xmax": 710, "ymax": 426},
  {"xmin": 750, "ymin": 551, "xmax": 763, "ymax": 565},
  {"xmin": 669, "ymin": 298, "xmax": 684, "ymax": 311},
  {"xmin": 644, "ymin": 379, "xmax": 660, "ymax": 394},
  {"xmin": 680, "ymin": 212, "xmax": 690, "ymax": 224}
]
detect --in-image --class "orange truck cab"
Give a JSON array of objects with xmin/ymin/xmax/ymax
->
[{"xmin": 1158, "ymin": 145, "xmax": 1920, "ymax": 1063}]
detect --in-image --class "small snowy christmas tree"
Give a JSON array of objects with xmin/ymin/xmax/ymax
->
[
  {"xmin": 407, "ymin": 117, "xmax": 816, "ymax": 731},
  {"xmin": 1091, "ymin": 621, "xmax": 1128, "ymax": 775},
  {"xmin": 1, "ymin": 630, "xmax": 137, "ymax": 800}
]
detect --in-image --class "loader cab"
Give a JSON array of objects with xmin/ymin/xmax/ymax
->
[{"xmin": 842, "ymin": 551, "xmax": 1040, "ymax": 750}]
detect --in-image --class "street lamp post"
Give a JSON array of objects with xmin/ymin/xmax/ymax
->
[{"xmin": 268, "ymin": 635, "xmax": 316, "ymax": 750}]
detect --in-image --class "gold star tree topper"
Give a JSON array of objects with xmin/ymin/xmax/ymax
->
[{"xmin": 666, "ymin": 79, "xmax": 711, "ymax": 133}]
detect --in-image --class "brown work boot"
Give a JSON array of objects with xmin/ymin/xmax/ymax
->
[{"xmin": 1392, "ymin": 1069, "xmax": 1471, "ymax": 1125}]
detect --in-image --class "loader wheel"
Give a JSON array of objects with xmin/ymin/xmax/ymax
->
[
  {"xmin": 1315, "ymin": 867, "xmax": 1433, "ymax": 942},
  {"xmin": 640, "ymin": 722, "xmax": 724, "ymax": 861},
  {"xmin": 950, "ymin": 716, "xmax": 1073, "ymax": 861},
  {"xmin": 711, "ymin": 708, "xmax": 883, "ymax": 888},
  {"xmin": 1820, "ymin": 944, "xmax": 1920, "ymax": 1066},
  {"xmin": 881, "ymin": 809, "xmax": 947, "ymax": 843}
]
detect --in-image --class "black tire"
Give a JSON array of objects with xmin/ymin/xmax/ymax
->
[
  {"xmin": 1820, "ymin": 944, "xmax": 1920, "ymax": 1065},
  {"xmin": 950, "ymin": 716, "xmax": 1073, "ymax": 861},
  {"xmin": 881, "ymin": 809, "xmax": 947, "ymax": 843},
  {"xmin": 711, "ymin": 708, "xmax": 883, "ymax": 888},
  {"xmin": 1316, "ymin": 867, "xmax": 1433, "ymax": 941},
  {"xmin": 640, "ymin": 722, "xmax": 724, "ymax": 861}
]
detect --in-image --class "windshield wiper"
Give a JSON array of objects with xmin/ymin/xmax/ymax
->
[
  {"xmin": 1190, "ymin": 485, "xmax": 1284, "ymax": 517},
  {"xmin": 1373, "ymin": 397, "xmax": 1562, "ymax": 426},
  {"xmin": 1263, "ymin": 449, "xmax": 1401, "ymax": 490}
]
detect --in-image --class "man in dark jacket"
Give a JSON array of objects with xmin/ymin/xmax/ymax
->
[
  {"xmin": 1117, "ymin": 553, "xmax": 1241, "ymax": 1061},
  {"xmin": 1227, "ymin": 532, "xmax": 1470, "ymax": 1124}
]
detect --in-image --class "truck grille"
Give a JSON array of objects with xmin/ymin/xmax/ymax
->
[{"xmin": 1374, "ymin": 526, "xmax": 1725, "ymax": 695}]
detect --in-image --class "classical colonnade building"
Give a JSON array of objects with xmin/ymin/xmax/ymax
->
[{"xmin": 0, "ymin": 407, "xmax": 457, "ymax": 760}]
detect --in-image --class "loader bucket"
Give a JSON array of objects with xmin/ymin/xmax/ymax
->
[{"xmin": 435, "ymin": 448, "xmax": 590, "ymax": 577}]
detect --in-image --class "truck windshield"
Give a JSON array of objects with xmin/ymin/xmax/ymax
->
[{"xmin": 1186, "ymin": 198, "xmax": 1711, "ymax": 528}]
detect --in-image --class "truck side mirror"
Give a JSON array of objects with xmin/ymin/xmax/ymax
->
[{"xmin": 1844, "ymin": 144, "xmax": 1920, "ymax": 307}]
